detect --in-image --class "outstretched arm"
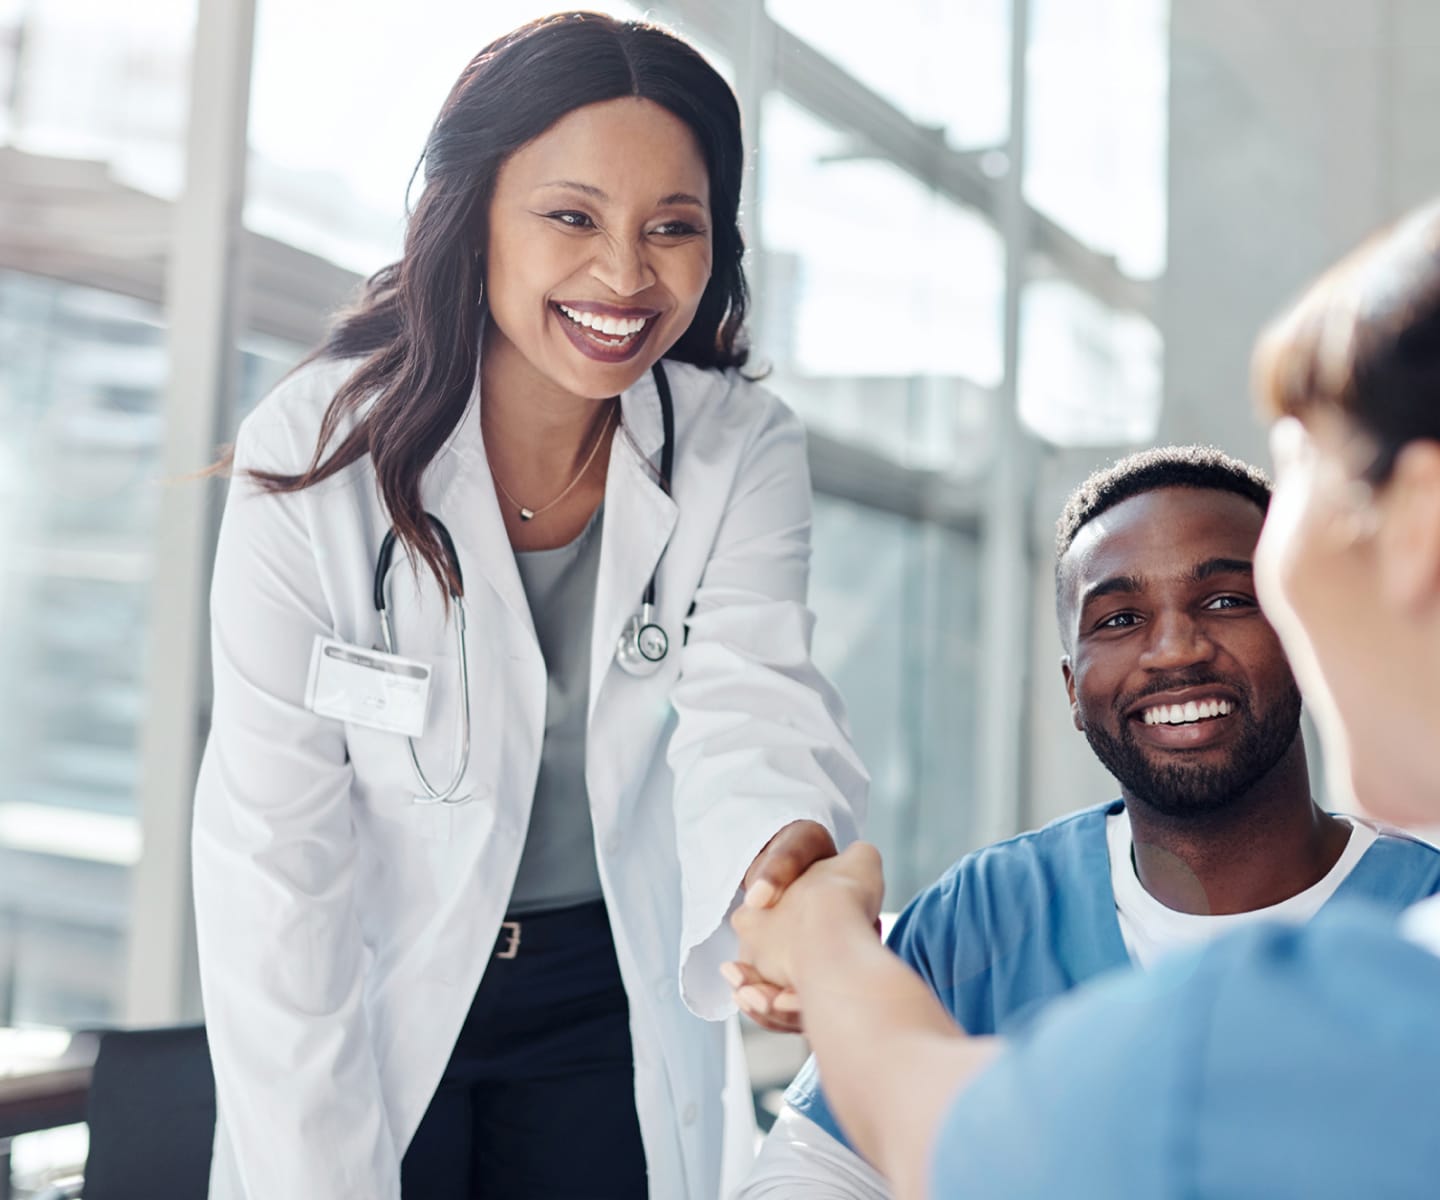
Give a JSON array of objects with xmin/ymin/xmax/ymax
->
[
  {"xmin": 731, "ymin": 846, "xmax": 1000, "ymax": 1200},
  {"xmin": 668, "ymin": 390, "xmax": 866, "ymax": 1023}
]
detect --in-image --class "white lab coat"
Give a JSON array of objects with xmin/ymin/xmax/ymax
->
[
  {"xmin": 192, "ymin": 355, "xmax": 868, "ymax": 1200},
  {"xmin": 735, "ymin": 1106, "xmax": 891, "ymax": 1199}
]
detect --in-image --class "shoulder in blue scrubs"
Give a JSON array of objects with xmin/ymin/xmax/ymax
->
[
  {"xmin": 931, "ymin": 905, "xmax": 1440, "ymax": 1198},
  {"xmin": 787, "ymin": 801, "xmax": 1440, "ymax": 1155}
]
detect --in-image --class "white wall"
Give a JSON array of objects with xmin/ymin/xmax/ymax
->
[{"xmin": 1162, "ymin": 0, "xmax": 1440, "ymax": 460}]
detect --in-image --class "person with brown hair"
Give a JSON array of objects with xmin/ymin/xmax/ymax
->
[{"xmin": 191, "ymin": 14, "xmax": 865, "ymax": 1199}]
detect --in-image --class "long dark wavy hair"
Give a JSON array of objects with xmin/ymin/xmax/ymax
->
[{"xmin": 248, "ymin": 12, "xmax": 750, "ymax": 596}]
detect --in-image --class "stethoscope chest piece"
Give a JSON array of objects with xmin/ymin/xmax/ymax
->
[
  {"xmin": 613, "ymin": 361, "xmax": 677, "ymax": 679},
  {"xmin": 372, "ymin": 362, "xmax": 678, "ymax": 792},
  {"xmin": 616, "ymin": 602, "xmax": 669, "ymax": 677}
]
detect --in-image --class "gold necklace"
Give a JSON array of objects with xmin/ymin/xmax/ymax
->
[{"xmin": 489, "ymin": 400, "xmax": 617, "ymax": 522}]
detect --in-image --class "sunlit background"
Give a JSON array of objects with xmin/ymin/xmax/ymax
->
[{"xmin": 2, "ymin": 0, "xmax": 1438, "ymax": 1188}]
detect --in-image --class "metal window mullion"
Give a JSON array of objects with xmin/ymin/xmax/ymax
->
[
  {"xmin": 125, "ymin": 0, "xmax": 256, "ymax": 1024},
  {"xmin": 656, "ymin": 0, "xmax": 1148, "ymax": 317},
  {"xmin": 972, "ymin": 0, "xmax": 1037, "ymax": 849},
  {"xmin": 731, "ymin": 0, "xmax": 774, "ymax": 345}
]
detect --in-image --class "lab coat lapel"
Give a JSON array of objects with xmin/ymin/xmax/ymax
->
[
  {"xmin": 424, "ymin": 376, "xmax": 537, "ymax": 646},
  {"xmin": 589, "ymin": 366, "xmax": 678, "ymax": 717}
]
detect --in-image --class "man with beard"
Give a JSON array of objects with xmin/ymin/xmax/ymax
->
[{"xmin": 737, "ymin": 445, "xmax": 1440, "ymax": 1200}]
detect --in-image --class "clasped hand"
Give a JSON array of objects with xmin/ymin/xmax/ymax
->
[{"xmin": 725, "ymin": 841, "xmax": 885, "ymax": 1030}]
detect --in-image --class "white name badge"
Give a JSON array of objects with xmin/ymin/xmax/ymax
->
[{"xmin": 304, "ymin": 637, "xmax": 432, "ymax": 738}]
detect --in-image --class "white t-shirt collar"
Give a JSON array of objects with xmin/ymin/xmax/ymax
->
[{"xmin": 1108, "ymin": 805, "xmax": 1377, "ymax": 969}]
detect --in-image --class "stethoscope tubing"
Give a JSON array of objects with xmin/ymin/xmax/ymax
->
[
  {"xmin": 375, "ymin": 517, "xmax": 473, "ymax": 803},
  {"xmin": 370, "ymin": 362, "xmax": 674, "ymax": 803}
]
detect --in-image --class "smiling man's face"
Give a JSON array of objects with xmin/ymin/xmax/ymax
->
[{"xmin": 1059, "ymin": 486, "xmax": 1302, "ymax": 816}]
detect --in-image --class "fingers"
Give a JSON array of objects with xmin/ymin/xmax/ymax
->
[
  {"xmin": 838, "ymin": 841, "xmax": 883, "ymax": 873},
  {"xmin": 729, "ymin": 907, "xmax": 793, "ymax": 992},
  {"xmin": 737, "ymin": 979, "xmax": 784, "ymax": 1015},
  {"xmin": 742, "ymin": 1006, "xmax": 805, "ymax": 1035},
  {"xmin": 743, "ymin": 877, "xmax": 781, "ymax": 910},
  {"xmin": 772, "ymin": 989, "xmax": 803, "ymax": 1015},
  {"xmin": 721, "ymin": 960, "xmax": 803, "ymax": 1015},
  {"xmin": 728, "ymin": 839, "xmax": 884, "ymax": 1012},
  {"xmin": 723, "ymin": 968, "xmax": 805, "ymax": 1032},
  {"xmin": 719, "ymin": 959, "xmax": 766, "ymax": 990},
  {"xmin": 742, "ymin": 820, "xmax": 838, "ymax": 909},
  {"xmin": 832, "ymin": 842, "xmax": 886, "ymax": 918}
]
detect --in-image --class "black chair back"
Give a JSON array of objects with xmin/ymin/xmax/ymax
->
[{"xmin": 81, "ymin": 1024, "xmax": 215, "ymax": 1200}]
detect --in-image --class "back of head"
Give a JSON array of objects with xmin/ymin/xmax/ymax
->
[
  {"xmin": 1254, "ymin": 199, "xmax": 1440, "ymax": 482},
  {"xmin": 1251, "ymin": 201, "xmax": 1440, "ymax": 828}
]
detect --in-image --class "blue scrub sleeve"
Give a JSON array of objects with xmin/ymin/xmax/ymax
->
[{"xmin": 930, "ymin": 905, "xmax": 1440, "ymax": 1199}]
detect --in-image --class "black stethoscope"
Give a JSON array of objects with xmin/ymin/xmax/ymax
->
[{"xmin": 371, "ymin": 362, "xmax": 675, "ymax": 803}]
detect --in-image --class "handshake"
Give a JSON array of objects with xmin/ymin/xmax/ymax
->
[{"xmin": 723, "ymin": 830, "xmax": 886, "ymax": 1031}]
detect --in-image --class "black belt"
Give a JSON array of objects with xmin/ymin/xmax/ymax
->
[{"xmin": 492, "ymin": 898, "xmax": 611, "ymax": 961}]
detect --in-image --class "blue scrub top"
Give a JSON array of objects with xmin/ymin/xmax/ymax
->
[
  {"xmin": 931, "ymin": 905, "xmax": 1440, "ymax": 1198},
  {"xmin": 787, "ymin": 801, "xmax": 1440, "ymax": 1153}
]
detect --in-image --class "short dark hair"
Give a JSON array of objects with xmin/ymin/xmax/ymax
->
[
  {"xmin": 1055, "ymin": 445, "xmax": 1272, "ymax": 562},
  {"xmin": 1254, "ymin": 198, "xmax": 1440, "ymax": 484}
]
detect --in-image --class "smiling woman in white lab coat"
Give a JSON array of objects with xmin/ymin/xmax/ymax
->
[{"xmin": 191, "ymin": 13, "xmax": 866, "ymax": 1200}]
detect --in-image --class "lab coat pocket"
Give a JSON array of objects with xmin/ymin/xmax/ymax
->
[
  {"xmin": 353, "ymin": 648, "xmax": 496, "ymax": 841},
  {"xmin": 345, "ymin": 722, "xmax": 455, "ymax": 842}
]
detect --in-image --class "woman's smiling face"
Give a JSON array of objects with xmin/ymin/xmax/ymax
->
[{"xmin": 481, "ymin": 96, "xmax": 714, "ymax": 401}]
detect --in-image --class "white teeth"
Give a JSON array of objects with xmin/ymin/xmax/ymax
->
[
  {"xmin": 558, "ymin": 305, "xmax": 649, "ymax": 337},
  {"xmin": 1141, "ymin": 698, "xmax": 1236, "ymax": 725}
]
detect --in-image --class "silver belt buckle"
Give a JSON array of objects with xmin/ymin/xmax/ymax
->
[{"xmin": 495, "ymin": 920, "xmax": 522, "ymax": 960}]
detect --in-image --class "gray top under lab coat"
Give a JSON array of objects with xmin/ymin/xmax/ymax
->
[{"xmin": 507, "ymin": 503, "xmax": 606, "ymax": 914}]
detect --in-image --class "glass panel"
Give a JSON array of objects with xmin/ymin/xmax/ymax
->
[
  {"xmin": 904, "ymin": 522, "xmax": 982, "ymax": 893},
  {"xmin": 0, "ymin": 273, "xmax": 161, "ymax": 1026},
  {"xmin": 1018, "ymin": 278, "xmax": 1162, "ymax": 446},
  {"xmin": 777, "ymin": 373, "xmax": 994, "ymax": 474},
  {"xmin": 808, "ymin": 496, "xmax": 980, "ymax": 907},
  {"xmin": 767, "ymin": 0, "xmax": 1011, "ymax": 151},
  {"xmin": 0, "ymin": 0, "xmax": 194, "ymax": 198},
  {"xmin": 0, "ymin": 272, "xmax": 298, "ymax": 1030},
  {"xmin": 760, "ymin": 94, "xmax": 1006, "ymax": 383},
  {"xmin": 1025, "ymin": 0, "xmax": 1169, "ymax": 279},
  {"xmin": 809, "ymin": 498, "xmax": 909, "ymax": 909},
  {"xmin": 757, "ymin": 94, "xmax": 1002, "ymax": 470},
  {"xmin": 232, "ymin": 331, "xmax": 308, "ymax": 435}
]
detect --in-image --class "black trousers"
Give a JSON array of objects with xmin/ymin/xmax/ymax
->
[{"xmin": 401, "ymin": 901, "xmax": 649, "ymax": 1199}]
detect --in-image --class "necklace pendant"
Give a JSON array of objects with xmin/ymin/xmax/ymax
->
[{"xmin": 518, "ymin": 507, "xmax": 535, "ymax": 522}]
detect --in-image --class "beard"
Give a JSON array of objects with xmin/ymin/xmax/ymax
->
[{"xmin": 1081, "ymin": 675, "xmax": 1304, "ymax": 817}]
